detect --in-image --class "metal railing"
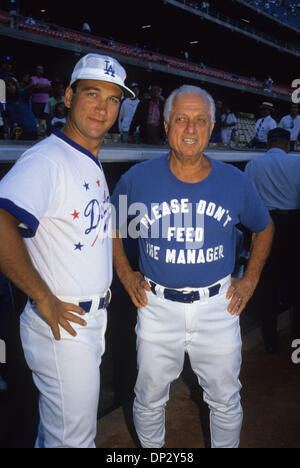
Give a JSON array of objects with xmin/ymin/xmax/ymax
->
[{"xmin": 164, "ymin": 0, "xmax": 300, "ymax": 56}]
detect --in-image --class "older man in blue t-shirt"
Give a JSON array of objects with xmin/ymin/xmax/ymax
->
[{"xmin": 112, "ymin": 85, "xmax": 274, "ymax": 449}]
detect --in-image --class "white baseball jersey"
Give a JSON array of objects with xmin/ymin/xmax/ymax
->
[{"xmin": 0, "ymin": 129, "xmax": 112, "ymax": 297}]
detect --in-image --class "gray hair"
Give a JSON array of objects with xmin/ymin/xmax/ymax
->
[{"xmin": 163, "ymin": 85, "xmax": 216, "ymax": 125}]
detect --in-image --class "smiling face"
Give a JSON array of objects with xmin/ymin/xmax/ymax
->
[
  {"xmin": 164, "ymin": 92, "xmax": 214, "ymax": 161},
  {"xmin": 64, "ymin": 79, "xmax": 122, "ymax": 152}
]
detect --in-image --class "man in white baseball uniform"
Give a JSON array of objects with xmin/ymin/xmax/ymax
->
[
  {"xmin": 112, "ymin": 85, "xmax": 274, "ymax": 448},
  {"xmin": 0, "ymin": 54, "xmax": 134, "ymax": 448}
]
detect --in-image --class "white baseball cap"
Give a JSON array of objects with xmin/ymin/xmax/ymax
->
[
  {"xmin": 70, "ymin": 54, "xmax": 135, "ymax": 99},
  {"xmin": 260, "ymin": 101, "xmax": 274, "ymax": 110}
]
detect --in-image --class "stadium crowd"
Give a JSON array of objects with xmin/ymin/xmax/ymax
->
[
  {"xmin": 243, "ymin": 0, "xmax": 300, "ymax": 28},
  {"xmin": 0, "ymin": 55, "xmax": 299, "ymax": 150}
]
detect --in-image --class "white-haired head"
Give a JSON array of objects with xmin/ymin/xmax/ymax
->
[{"xmin": 164, "ymin": 85, "xmax": 216, "ymax": 125}]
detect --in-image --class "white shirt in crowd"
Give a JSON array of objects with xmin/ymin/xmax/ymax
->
[
  {"xmin": 254, "ymin": 115, "xmax": 277, "ymax": 143},
  {"xmin": 118, "ymin": 98, "xmax": 140, "ymax": 133},
  {"xmin": 221, "ymin": 113, "xmax": 237, "ymax": 144},
  {"xmin": 279, "ymin": 114, "xmax": 300, "ymax": 142}
]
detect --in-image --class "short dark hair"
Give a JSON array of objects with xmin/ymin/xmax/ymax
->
[
  {"xmin": 71, "ymin": 80, "xmax": 79, "ymax": 93},
  {"xmin": 267, "ymin": 128, "xmax": 290, "ymax": 145}
]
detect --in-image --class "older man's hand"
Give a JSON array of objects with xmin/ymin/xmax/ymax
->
[
  {"xmin": 123, "ymin": 271, "xmax": 151, "ymax": 309},
  {"xmin": 226, "ymin": 276, "xmax": 257, "ymax": 316}
]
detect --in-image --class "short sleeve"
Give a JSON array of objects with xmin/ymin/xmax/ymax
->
[
  {"xmin": 239, "ymin": 173, "xmax": 270, "ymax": 233},
  {"xmin": 0, "ymin": 152, "xmax": 59, "ymax": 237}
]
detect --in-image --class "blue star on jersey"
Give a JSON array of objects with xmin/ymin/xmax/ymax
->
[{"xmin": 74, "ymin": 242, "xmax": 84, "ymax": 251}]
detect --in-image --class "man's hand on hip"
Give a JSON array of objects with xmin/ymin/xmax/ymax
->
[{"xmin": 35, "ymin": 294, "xmax": 87, "ymax": 341}]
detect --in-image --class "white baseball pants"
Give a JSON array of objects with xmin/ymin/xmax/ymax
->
[
  {"xmin": 133, "ymin": 276, "xmax": 243, "ymax": 449},
  {"xmin": 20, "ymin": 296, "xmax": 108, "ymax": 449}
]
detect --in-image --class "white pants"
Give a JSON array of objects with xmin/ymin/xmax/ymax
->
[
  {"xmin": 20, "ymin": 296, "xmax": 108, "ymax": 448},
  {"xmin": 133, "ymin": 276, "xmax": 243, "ymax": 449}
]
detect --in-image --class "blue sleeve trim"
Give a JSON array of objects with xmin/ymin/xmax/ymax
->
[{"xmin": 0, "ymin": 198, "xmax": 39, "ymax": 236}]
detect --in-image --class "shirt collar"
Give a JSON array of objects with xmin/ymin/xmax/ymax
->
[
  {"xmin": 53, "ymin": 129, "xmax": 102, "ymax": 170},
  {"xmin": 267, "ymin": 147, "xmax": 288, "ymax": 156}
]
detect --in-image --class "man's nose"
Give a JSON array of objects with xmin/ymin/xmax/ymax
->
[
  {"xmin": 95, "ymin": 98, "xmax": 107, "ymax": 115},
  {"xmin": 186, "ymin": 119, "xmax": 196, "ymax": 133}
]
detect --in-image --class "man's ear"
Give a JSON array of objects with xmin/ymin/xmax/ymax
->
[
  {"xmin": 64, "ymin": 86, "xmax": 73, "ymax": 110},
  {"xmin": 164, "ymin": 121, "xmax": 169, "ymax": 136}
]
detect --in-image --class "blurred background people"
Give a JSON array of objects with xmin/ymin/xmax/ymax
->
[
  {"xmin": 4, "ymin": 77, "xmax": 38, "ymax": 140},
  {"xmin": 279, "ymin": 104, "xmax": 300, "ymax": 152},
  {"xmin": 221, "ymin": 106, "xmax": 237, "ymax": 145},
  {"xmin": 0, "ymin": 56, "xmax": 16, "ymax": 80},
  {"xmin": 30, "ymin": 65, "xmax": 52, "ymax": 118},
  {"xmin": 118, "ymin": 82, "xmax": 140, "ymax": 143},
  {"xmin": 245, "ymin": 128, "xmax": 300, "ymax": 352},
  {"xmin": 251, "ymin": 102, "xmax": 277, "ymax": 149},
  {"xmin": 48, "ymin": 102, "xmax": 67, "ymax": 134},
  {"xmin": 129, "ymin": 84, "xmax": 165, "ymax": 145},
  {"xmin": 210, "ymin": 100, "xmax": 223, "ymax": 144}
]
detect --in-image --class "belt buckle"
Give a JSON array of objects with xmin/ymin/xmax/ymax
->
[
  {"xmin": 182, "ymin": 290, "xmax": 195, "ymax": 304},
  {"xmin": 189, "ymin": 292, "xmax": 195, "ymax": 304}
]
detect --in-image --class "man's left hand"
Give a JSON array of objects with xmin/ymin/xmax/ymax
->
[{"xmin": 226, "ymin": 276, "xmax": 257, "ymax": 316}]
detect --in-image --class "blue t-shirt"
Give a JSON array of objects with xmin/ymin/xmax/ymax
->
[{"xmin": 111, "ymin": 155, "xmax": 269, "ymax": 288}]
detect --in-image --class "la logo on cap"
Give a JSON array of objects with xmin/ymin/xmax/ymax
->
[{"xmin": 104, "ymin": 60, "xmax": 116, "ymax": 78}]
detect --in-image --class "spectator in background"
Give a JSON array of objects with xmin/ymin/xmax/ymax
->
[
  {"xmin": 210, "ymin": 100, "xmax": 223, "ymax": 143},
  {"xmin": 221, "ymin": 106, "xmax": 237, "ymax": 145},
  {"xmin": 129, "ymin": 85, "xmax": 165, "ymax": 145},
  {"xmin": 279, "ymin": 104, "xmax": 300, "ymax": 151},
  {"xmin": 82, "ymin": 22, "xmax": 92, "ymax": 34},
  {"xmin": 0, "ymin": 103, "xmax": 6, "ymax": 139},
  {"xmin": 30, "ymin": 65, "xmax": 52, "ymax": 120},
  {"xmin": 4, "ymin": 77, "xmax": 38, "ymax": 140},
  {"xmin": 44, "ymin": 82, "xmax": 65, "ymax": 128},
  {"xmin": 263, "ymin": 76, "xmax": 274, "ymax": 93},
  {"xmin": 245, "ymin": 128, "xmax": 300, "ymax": 353},
  {"xmin": 25, "ymin": 15, "xmax": 36, "ymax": 27},
  {"xmin": 9, "ymin": 0, "xmax": 20, "ymax": 29},
  {"xmin": 251, "ymin": 102, "xmax": 277, "ymax": 149},
  {"xmin": 118, "ymin": 82, "xmax": 140, "ymax": 143},
  {"xmin": 0, "ymin": 56, "xmax": 16, "ymax": 80},
  {"xmin": 49, "ymin": 102, "xmax": 67, "ymax": 134}
]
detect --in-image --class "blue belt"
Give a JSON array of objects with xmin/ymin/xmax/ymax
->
[
  {"xmin": 29, "ymin": 291, "xmax": 111, "ymax": 314},
  {"xmin": 149, "ymin": 281, "xmax": 221, "ymax": 304},
  {"xmin": 79, "ymin": 291, "xmax": 111, "ymax": 313}
]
